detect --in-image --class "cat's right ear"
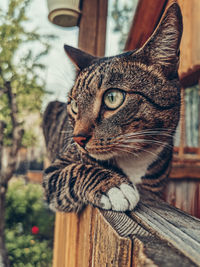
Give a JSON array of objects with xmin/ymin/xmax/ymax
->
[
  {"xmin": 64, "ymin": 45, "xmax": 98, "ymax": 71},
  {"xmin": 139, "ymin": 2, "xmax": 183, "ymax": 76}
]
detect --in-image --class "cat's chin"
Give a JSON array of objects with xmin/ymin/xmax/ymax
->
[{"xmin": 89, "ymin": 152, "xmax": 116, "ymax": 161}]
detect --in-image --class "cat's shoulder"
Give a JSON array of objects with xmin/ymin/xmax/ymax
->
[{"xmin": 43, "ymin": 101, "xmax": 66, "ymax": 122}]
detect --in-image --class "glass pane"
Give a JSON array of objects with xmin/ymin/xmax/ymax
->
[
  {"xmin": 185, "ymin": 85, "xmax": 199, "ymax": 147},
  {"xmin": 106, "ymin": 0, "xmax": 139, "ymax": 55}
]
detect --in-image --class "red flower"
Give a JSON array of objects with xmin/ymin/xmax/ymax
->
[{"xmin": 31, "ymin": 226, "xmax": 39, "ymax": 235}]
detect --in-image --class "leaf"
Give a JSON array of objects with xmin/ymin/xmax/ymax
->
[{"xmin": 0, "ymin": 0, "xmax": 57, "ymax": 146}]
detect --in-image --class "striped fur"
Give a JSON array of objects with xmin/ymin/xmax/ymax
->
[{"xmin": 43, "ymin": 3, "xmax": 183, "ymax": 212}]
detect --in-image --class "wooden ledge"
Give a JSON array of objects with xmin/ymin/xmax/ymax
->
[
  {"xmin": 170, "ymin": 160, "xmax": 200, "ymax": 179},
  {"xmin": 53, "ymin": 189, "xmax": 200, "ymax": 267}
]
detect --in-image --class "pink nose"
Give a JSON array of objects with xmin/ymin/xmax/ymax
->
[{"xmin": 73, "ymin": 136, "xmax": 88, "ymax": 147}]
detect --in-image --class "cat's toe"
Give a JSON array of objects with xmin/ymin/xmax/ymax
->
[
  {"xmin": 98, "ymin": 184, "xmax": 139, "ymax": 211},
  {"xmin": 120, "ymin": 183, "xmax": 140, "ymax": 210},
  {"xmin": 99, "ymin": 195, "xmax": 112, "ymax": 210},
  {"xmin": 107, "ymin": 187, "xmax": 129, "ymax": 211}
]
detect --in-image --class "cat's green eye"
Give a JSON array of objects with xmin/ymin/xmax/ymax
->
[
  {"xmin": 71, "ymin": 99, "xmax": 78, "ymax": 114},
  {"xmin": 104, "ymin": 89, "xmax": 125, "ymax": 110}
]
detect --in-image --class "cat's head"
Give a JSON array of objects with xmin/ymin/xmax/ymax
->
[{"xmin": 65, "ymin": 3, "xmax": 183, "ymax": 160}]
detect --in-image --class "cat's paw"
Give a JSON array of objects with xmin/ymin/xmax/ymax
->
[{"xmin": 99, "ymin": 183, "xmax": 140, "ymax": 211}]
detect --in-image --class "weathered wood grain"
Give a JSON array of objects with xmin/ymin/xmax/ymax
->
[
  {"xmin": 100, "ymin": 189, "xmax": 200, "ymax": 267},
  {"xmin": 92, "ymin": 209, "xmax": 132, "ymax": 267},
  {"xmin": 53, "ymin": 206, "xmax": 133, "ymax": 267}
]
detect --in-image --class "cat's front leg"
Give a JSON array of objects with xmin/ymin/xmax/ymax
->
[
  {"xmin": 43, "ymin": 155, "xmax": 139, "ymax": 212},
  {"xmin": 77, "ymin": 167, "xmax": 140, "ymax": 212}
]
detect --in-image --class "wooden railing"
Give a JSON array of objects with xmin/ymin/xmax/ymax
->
[{"xmin": 53, "ymin": 188, "xmax": 200, "ymax": 267}]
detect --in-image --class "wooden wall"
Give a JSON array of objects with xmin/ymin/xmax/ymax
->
[
  {"xmin": 166, "ymin": 180, "xmax": 200, "ymax": 218},
  {"xmin": 166, "ymin": 0, "xmax": 200, "ymax": 218}
]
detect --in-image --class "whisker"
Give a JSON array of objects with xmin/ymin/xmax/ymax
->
[
  {"xmin": 122, "ymin": 128, "xmax": 176, "ymax": 135},
  {"xmin": 62, "ymin": 140, "xmax": 76, "ymax": 152},
  {"xmin": 124, "ymin": 132, "xmax": 172, "ymax": 138},
  {"xmin": 121, "ymin": 130, "xmax": 179, "ymax": 142},
  {"xmin": 124, "ymin": 128, "xmax": 179, "ymax": 137},
  {"xmin": 121, "ymin": 139, "xmax": 173, "ymax": 149},
  {"xmin": 114, "ymin": 146, "xmax": 139, "ymax": 157},
  {"xmin": 115, "ymin": 143, "xmax": 161, "ymax": 159},
  {"xmin": 63, "ymin": 135, "xmax": 73, "ymax": 142},
  {"xmin": 134, "ymin": 146, "xmax": 161, "ymax": 159},
  {"xmin": 61, "ymin": 130, "xmax": 73, "ymax": 134}
]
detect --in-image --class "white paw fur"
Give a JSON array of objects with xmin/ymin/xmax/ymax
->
[{"xmin": 99, "ymin": 183, "xmax": 140, "ymax": 211}]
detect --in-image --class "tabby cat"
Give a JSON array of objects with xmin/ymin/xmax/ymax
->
[{"xmin": 43, "ymin": 3, "xmax": 182, "ymax": 212}]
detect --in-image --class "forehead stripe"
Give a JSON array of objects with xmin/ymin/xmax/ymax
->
[
  {"xmin": 129, "ymin": 91, "xmax": 177, "ymax": 110},
  {"xmin": 75, "ymin": 61, "xmax": 108, "ymax": 93},
  {"xmin": 98, "ymin": 74, "xmax": 104, "ymax": 89},
  {"xmin": 84, "ymin": 62, "xmax": 108, "ymax": 89},
  {"xmin": 76, "ymin": 65, "xmax": 95, "ymax": 91}
]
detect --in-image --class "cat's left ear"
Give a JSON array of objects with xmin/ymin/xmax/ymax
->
[
  {"xmin": 64, "ymin": 45, "xmax": 98, "ymax": 71},
  {"xmin": 142, "ymin": 3, "xmax": 183, "ymax": 74}
]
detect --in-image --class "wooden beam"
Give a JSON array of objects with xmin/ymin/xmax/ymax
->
[
  {"xmin": 171, "ymin": 160, "xmax": 200, "ymax": 179},
  {"xmin": 174, "ymin": 146, "xmax": 200, "ymax": 156},
  {"xmin": 78, "ymin": 0, "xmax": 108, "ymax": 56},
  {"xmin": 124, "ymin": 0, "xmax": 168, "ymax": 51},
  {"xmin": 180, "ymin": 65, "xmax": 200, "ymax": 88}
]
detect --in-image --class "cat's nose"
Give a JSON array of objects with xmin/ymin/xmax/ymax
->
[{"xmin": 73, "ymin": 135, "xmax": 91, "ymax": 148}]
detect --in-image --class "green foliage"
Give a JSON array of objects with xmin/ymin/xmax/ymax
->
[
  {"xmin": 5, "ymin": 178, "xmax": 55, "ymax": 266},
  {"xmin": 22, "ymin": 130, "xmax": 37, "ymax": 147},
  {"xmin": 6, "ymin": 229, "xmax": 52, "ymax": 267},
  {"xmin": 0, "ymin": 0, "xmax": 56, "ymax": 146}
]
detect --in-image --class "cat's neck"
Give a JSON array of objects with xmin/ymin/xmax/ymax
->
[{"xmin": 116, "ymin": 146, "xmax": 164, "ymax": 184}]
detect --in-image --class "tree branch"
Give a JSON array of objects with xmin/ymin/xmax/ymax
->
[
  {"xmin": 5, "ymin": 81, "xmax": 18, "ymax": 130},
  {"xmin": 1, "ymin": 82, "xmax": 24, "ymax": 184},
  {"xmin": 0, "ymin": 121, "xmax": 6, "ymax": 177}
]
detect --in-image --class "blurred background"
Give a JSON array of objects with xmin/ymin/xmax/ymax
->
[{"xmin": 0, "ymin": 0, "xmax": 137, "ymax": 265}]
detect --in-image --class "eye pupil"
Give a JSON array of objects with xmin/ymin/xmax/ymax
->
[
  {"xmin": 104, "ymin": 89, "xmax": 125, "ymax": 110},
  {"xmin": 108, "ymin": 93, "xmax": 114, "ymax": 103},
  {"xmin": 108, "ymin": 92, "xmax": 115, "ymax": 103}
]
